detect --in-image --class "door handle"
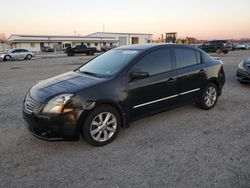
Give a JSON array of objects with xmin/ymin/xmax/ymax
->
[{"xmin": 167, "ymin": 78, "xmax": 176, "ymax": 83}]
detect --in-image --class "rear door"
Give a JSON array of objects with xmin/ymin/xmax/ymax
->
[
  {"xmin": 127, "ymin": 47, "xmax": 177, "ymax": 119},
  {"xmin": 173, "ymin": 47, "xmax": 207, "ymax": 105},
  {"xmin": 20, "ymin": 49, "xmax": 28, "ymax": 58}
]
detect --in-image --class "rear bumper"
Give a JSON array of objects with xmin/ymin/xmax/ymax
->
[
  {"xmin": 23, "ymin": 106, "xmax": 83, "ymax": 141},
  {"xmin": 236, "ymin": 69, "xmax": 250, "ymax": 83}
]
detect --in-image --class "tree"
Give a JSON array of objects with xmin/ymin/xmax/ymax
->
[{"xmin": 0, "ymin": 33, "xmax": 6, "ymax": 43}]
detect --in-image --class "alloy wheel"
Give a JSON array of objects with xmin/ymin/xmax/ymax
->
[
  {"xmin": 205, "ymin": 87, "xmax": 217, "ymax": 107},
  {"xmin": 90, "ymin": 112, "xmax": 117, "ymax": 142}
]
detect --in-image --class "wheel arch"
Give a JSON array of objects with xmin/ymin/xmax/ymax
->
[
  {"xmin": 207, "ymin": 78, "xmax": 221, "ymax": 96},
  {"xmin": 77, "ymin": 99, "xmax": 130, "ymax": 136}
]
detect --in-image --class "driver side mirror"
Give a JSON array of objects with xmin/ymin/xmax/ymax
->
[{"xmin": 130, "ymin": 71, "xmax": 149, "ymax": 81}]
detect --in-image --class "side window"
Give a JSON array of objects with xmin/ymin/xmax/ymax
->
[
  {"xmin": 132, "ymin": 48, "xmax": 172, "ymax": 77},
  {"xmin": 210, "ymin": 41, "xmax": 216, "ymax": 45},
  {"xmin": 195, "ymin": 51, "xmax": 202, "ymax": 64},
  {"xmin": 174, "ymin": 48, "xmax": 197, "ymax": 69}
]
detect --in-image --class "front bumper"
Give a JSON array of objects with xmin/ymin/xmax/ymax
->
[
  {"xmin": 23, "ymin": 105, "xmax": 83, "ymax": 141},
  {"xmin": 236, "ymin": 68, "xmax": 250, "ymax": 83}
]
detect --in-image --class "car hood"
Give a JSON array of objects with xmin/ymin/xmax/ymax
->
[{"xmin": 29, "ymin": 71, "xmax": 106, "ymax": 103}]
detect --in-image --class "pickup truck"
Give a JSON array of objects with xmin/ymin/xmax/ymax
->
[{"xmin": 66, "ymin": 45, "xmax": 97, "ymax": 56}]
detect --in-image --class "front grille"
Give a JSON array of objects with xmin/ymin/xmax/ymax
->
[{"xmin": 25, "ymin": 94, "xmax": 39, "ymax": 113}]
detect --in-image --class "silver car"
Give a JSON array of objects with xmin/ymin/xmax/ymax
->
[{"xmin": 0, "ymin": 48, "xmax": 35, "ymax": 61}]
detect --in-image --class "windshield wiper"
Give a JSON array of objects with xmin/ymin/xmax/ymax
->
[{"xmin": 79, "ymin": 70, "xmax": 103, "ymax": 78}]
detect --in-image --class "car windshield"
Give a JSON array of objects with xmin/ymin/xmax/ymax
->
[
  {"xmin": 79, "ymin": 49, "xmax": 140, "ymax": 77},
  {"xmin": 7, "ymin": 49, "xmax": 15, "ymax": 53}
]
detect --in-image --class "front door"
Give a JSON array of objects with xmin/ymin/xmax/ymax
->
[{"xmin": 127, "ymin": 48, "xmax": 177, "ymax": 120}]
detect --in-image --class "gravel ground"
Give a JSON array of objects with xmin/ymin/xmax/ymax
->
[{"xmin": 0, "ymin": 51, "xmax": 250, "ymax": 188}]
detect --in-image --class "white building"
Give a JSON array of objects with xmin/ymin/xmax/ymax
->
[
  {"xmin": 7, "ymin": 32, "xmax": 153, "ymax": 52},
  {"xmin": 86, "ymin": 32, "xmax": 153, "ymax": 46}
]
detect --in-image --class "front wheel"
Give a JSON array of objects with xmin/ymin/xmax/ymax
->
[
  {"xmin": 4, "ymin": 55, "xmax": 11, "ymax": 61},
  {"xmin": 196, "ymin": 83, "xmax": 218, "ymax": 110},
  {"xmin": 82, "ymin": 105, "xmax": 121, "ymax": 146},
  {"xmin": 25, "ymin": 54, "xmax": 32, "ymax": 60},
  {"xmin": 67, "ymin": 51, "xmax": 74, "ymax": 56},
  {"xmin": 216, "ymin": 49, "xmax": 222, "ymax": 54}
]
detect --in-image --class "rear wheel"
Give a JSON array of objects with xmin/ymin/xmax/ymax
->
[
  {"xmin": 82, "ymin": 105, "xmax": 121, "ymax": 146},
  {"xmin": 4, "ymin": 55, "xmax": 11, "ymax": 61},
  {"xmin": 197, "ymin": 83, "xmax": 218, "ymax": 110}
]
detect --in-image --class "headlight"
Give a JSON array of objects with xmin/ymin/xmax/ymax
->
[
  {"xmin": 42, "ymin": 94, "xmax": 74, "ymax": 114},
  {"xmin": 239, "ymin": 61, "xmax": 246, "ymax": 71}
]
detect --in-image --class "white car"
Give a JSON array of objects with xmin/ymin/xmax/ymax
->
[
  {"xmin": 233, "ymin": 43, "xmax": 247, "ymax": 50},
  {"xmin": 0, "ymin": 48, "xmax": 35, "ymax": 61}
]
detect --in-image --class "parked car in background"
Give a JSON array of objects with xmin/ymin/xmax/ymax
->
[
  {"xmin": 101, "ymin": 45, "xmax": 117, "ymax": 52},
  {"xmin": 236, "ymin": 57, "xmax": 250, "ymax": 83},
  {"xmin": 23, "ymin": 44, "xmax": 225, "ymax": 146},
  {"xmin": 0, "ymin": 49, "xmax": 35, "ymax": 61},
  {"xmin": 66, "ymin": 45, "xmax": 97, "ymax": 56},
  {"xmin": 200, "ymin": 40, "xmax": 233, "ymax": 54},
  {"xmin": 233, "ymin": 42, "xmax": 248, "ymax": 50},
  {"xmin": 41, "ymin": 46, "xmax": 54, "ymax": 52}
]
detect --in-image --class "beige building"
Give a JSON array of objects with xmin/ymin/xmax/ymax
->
[{"xmin": 7, "ymin": 32, "xmax": 153, "ymax": 52}]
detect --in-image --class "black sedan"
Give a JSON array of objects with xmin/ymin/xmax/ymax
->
[
  {"xmin": 23, "ymin": 44, "xmax": 225, "ymax": 146},
  {"xmin": 236, "ymin": 58, "xmax": 250, "ymax": 83}
]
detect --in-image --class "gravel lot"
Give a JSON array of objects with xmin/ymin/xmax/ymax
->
[{"xmin": 0, "ymin": 51, "xmax": 250, "ymax": 188}]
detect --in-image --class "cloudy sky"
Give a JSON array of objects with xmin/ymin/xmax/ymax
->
[{"xmin": 1, "ymin": 0, "xmax": 250, "ymax": 39}]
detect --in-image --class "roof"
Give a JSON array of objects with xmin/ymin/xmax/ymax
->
[
  {"xmin": 7, "ymin": 34, "xmax": 118, "ymax": 43},
  {"xmin": 115, "ymin": 43, "xmax": 196, "ymax": 50},
  {"xmin": 87, "ymin": 32, "xmax": 153, "ymax": 37}
]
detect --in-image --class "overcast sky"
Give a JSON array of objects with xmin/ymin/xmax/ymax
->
[{"xmin": 1, "ymin": 0, "xmax": 250, "ymax": 39}]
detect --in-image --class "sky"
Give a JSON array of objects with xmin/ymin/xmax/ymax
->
[{"xmin": 1, "ymin": 0, "xmax": 250, "ymax": 40}]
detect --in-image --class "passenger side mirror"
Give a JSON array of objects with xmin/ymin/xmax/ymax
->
[{"xmin": 130, "ymin": 71, "xmax": 149, "ymax": 81}]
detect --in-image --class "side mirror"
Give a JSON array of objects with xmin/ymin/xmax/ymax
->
[{"xmin": 130, "ymin": 71, "xmax": 149, "ymax": 81}]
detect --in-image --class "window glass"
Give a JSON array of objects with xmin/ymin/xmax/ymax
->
[
  {"xmin": 132, "ymin": 48, "xmax": 172, "ymax": 76},
  {"xmin": 14, "ymin": 49, "xmax": 20, "ymax": 53},
  {"xmin": 174, "ymin": 48, "xmax": 197, "ymax": 69},
  {"xmin": 203, "ymin": 42, "xmax": 210, "ymax": 46},
  {"xmin": 195, "ymin": 51, "xmax": 202, "ymax": 64}
]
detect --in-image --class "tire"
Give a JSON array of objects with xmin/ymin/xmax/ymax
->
[
  {"xmin": 239, "ymin": 81, "xmax": 248, "ymax": 84},
  {"xmin": 196, "ymin": 83, "xmax": 218, "ymax": 110},
  {"xmin": 67, "ymin": 51, "xmax": 74, "ymax": 56},
  {"xmin": 82, "ymin": 105, "xmax": 121, "ymax": 146},
  {"xmin": 216, "ymin": 49, "xmax": 222, "ymax": 54},
  {"xmin": 4, "ymin": 55, "xmax": 11, "ymax": 61},
  {"xmin": 223, "ymin": 51, "xmax": 228, "ymax": 54},
  {"xmin": 25, "ymin": 54, "xmax": 32, "ymax": 60}
]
